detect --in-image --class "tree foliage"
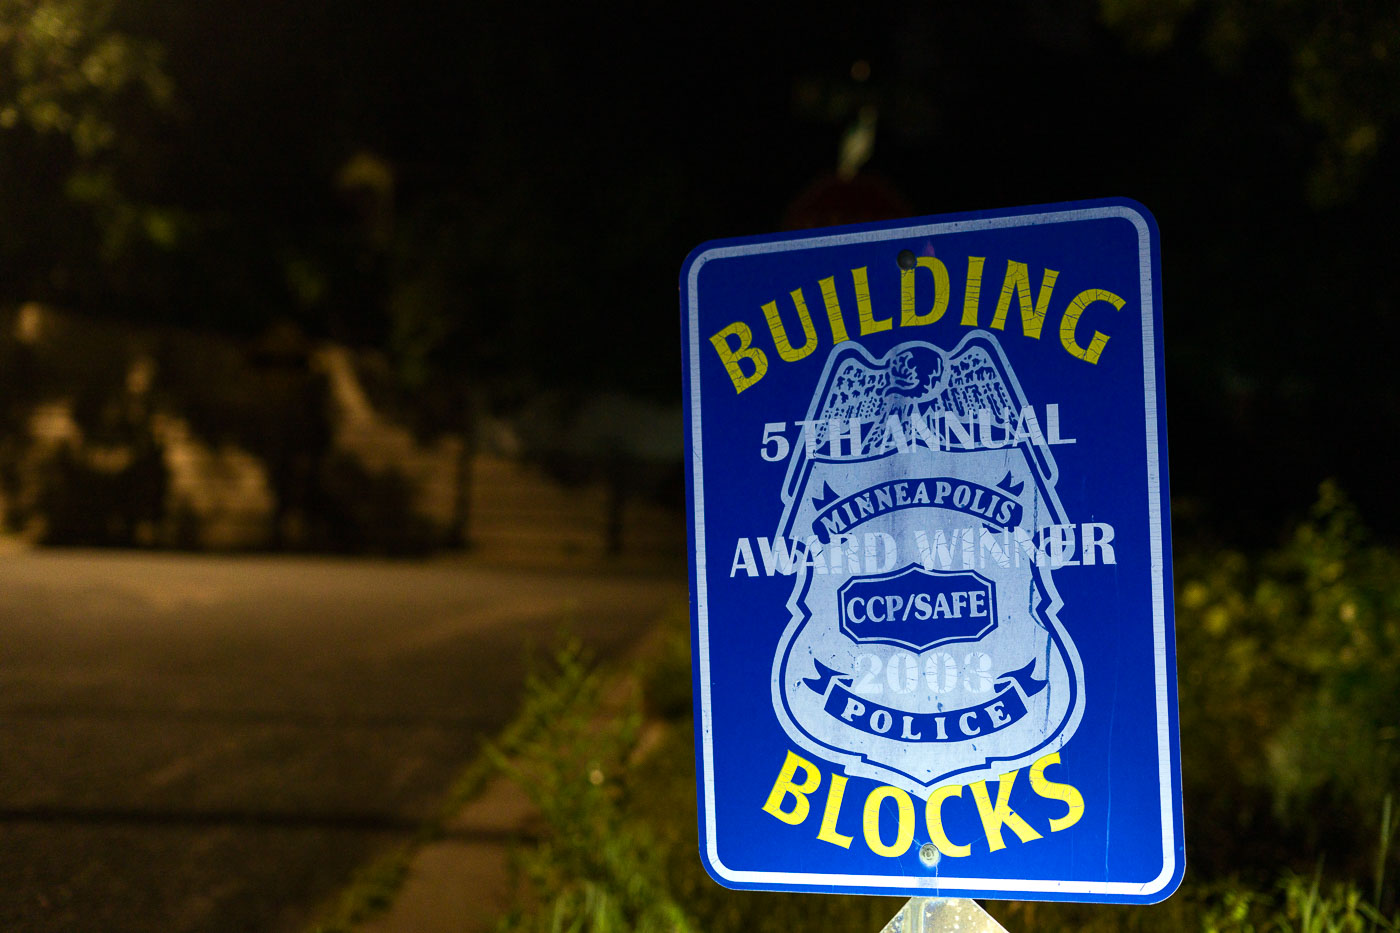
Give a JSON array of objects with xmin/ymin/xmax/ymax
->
[
  {"xmin": 1100, "ymin": 0, "xmax": 1400, "ymax": 204},
  {"xmin": 0, "ymin": 0, "xmax": 178, "ymax": 270},
  {"xmin": 0, "ymin": 0, "xmax": 170, "ymax": 151}
]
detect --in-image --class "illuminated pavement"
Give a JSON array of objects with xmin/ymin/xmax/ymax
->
[{"xmin": 0, "ymin": 549, "xmax": 685, "ymax": 932}]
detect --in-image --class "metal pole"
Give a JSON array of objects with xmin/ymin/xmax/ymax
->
[{"xmin": 878, "ymin": 897, "xmax": 1009, "ymax": 933}]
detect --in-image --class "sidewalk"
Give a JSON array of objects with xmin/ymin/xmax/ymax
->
[
  {"xmin": 358, "ymin": 774, "xmax": 538, "ymax": 933},
  {"xmin": 343, "ymin": 622, "xmax": 677, "ymax": 933}
]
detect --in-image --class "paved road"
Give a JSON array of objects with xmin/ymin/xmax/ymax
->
[{"xmin": 0, "ymin": 549, "xmax": 686, "ymax": 932}]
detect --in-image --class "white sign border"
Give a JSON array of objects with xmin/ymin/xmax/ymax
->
[{"xmin": 685, "ymin": 203, "xmax": 1177, "ymax": 898}]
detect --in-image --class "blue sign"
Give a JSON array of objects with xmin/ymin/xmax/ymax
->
[{"xmin": 679, "ymin": 199, "xmax": 1182, "ymax": 903}]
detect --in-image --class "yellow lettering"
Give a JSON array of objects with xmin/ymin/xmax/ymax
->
[
  {"xmin": 818, "ymin": 276, "xmax": 851, "ymax": 344},
  {"xmin": 816, "ymin": 773, "xmax": 855, "ymax": 848},
  {"xmin": 960, "ymin": 256, "xmax": 985, "ymax": 325},
  {"xmin": 1059, "ymin": 288, "xmax": 1124, "ymax": 364},
  {"xmin": 924, "ymin": 784, "xmax": 972, "ymax": 857},
  {"xmin": 1028, "ymin": 752, "xmax": 1085, "ymax": 833},
  {"xmin": 709, "ymin": 322, "xmax": 769, "ymax": 393},
  {"xmin": 862, "ymin": 785, "xmax": 916, "ymax": 857},
  {"xmin": 853, "ymin": 266, "xmax": 891, "ymax": 335},
  {"xmin": 990, "ymin": 261, "xmax": 1059, "ymax": 339},
  {"xmin": 970, "ymin": 769, "xmax": 1043, "ymax": 852},
  {"xmin": 761, "ymin": 288, "xmax": 818, "ymax": 363},
  {"xmin": 761, "ymin": 751, "xmax": 821, "ymax": 825},
  {"xmin": 901, "ymin": 257, "xmax": 950, "ymax": 327}
]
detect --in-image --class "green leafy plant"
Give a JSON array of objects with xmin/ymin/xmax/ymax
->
[
  {"xmin": 1175, "ymin": 484, "xmax": 1400, "ymax": 882},
  {"xmin": 488, "ymin": 640, "xmax": 698, "ymax": 933}
]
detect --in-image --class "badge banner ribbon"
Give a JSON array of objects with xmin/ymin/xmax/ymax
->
[
  {"xmin": 802, "ymin": 659, "xmax": 1049, "ymax": 743},
  {"xmin": 810, "ymin": 476, "xmax": 1024, "ymax": 544}
]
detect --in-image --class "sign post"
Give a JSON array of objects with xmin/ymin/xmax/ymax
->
[
  {"xmin": 880, "ymin": 898, "xmax": 1008, "ymax": 933},
  {"xmin": 679, "ymin": 199, "xmax": 1183, "ymax": 908}
]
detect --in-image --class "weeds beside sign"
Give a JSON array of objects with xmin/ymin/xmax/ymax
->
[{"xmin": 679, "ymin": 199, "xmax": 1183, "ymax": 902}]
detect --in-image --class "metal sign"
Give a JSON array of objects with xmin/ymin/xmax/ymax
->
[{"xmin": 679, "ymin": 198, "xmax": 1183, "ymax": 902}]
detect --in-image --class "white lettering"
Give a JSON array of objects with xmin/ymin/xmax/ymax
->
[
  {"xmin": 1082, "ymin": 522, "xmax": 1116, "ymax": 565},
  {"xmin": 730, "ymin": 538, "xmax": 758, "ymax": 577},
  {"xmin": 1046, "ymin": 404, "xmax": 1075, "ymax": 444}
]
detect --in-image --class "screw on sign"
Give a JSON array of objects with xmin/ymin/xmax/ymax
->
[{"xmin": 679, "ymin": 199, "xmax": 1183, "ymax": 913}]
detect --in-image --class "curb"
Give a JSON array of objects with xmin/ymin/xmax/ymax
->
[{"xmin": 306, "ymin": 613, "xmax": 682, "ymax": 933}]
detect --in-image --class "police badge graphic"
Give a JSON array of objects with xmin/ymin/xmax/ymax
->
[{"xmin": 773, "ymin": 333, "xmax": 1084, "ymax": 793}]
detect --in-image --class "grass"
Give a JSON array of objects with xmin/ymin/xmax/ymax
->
[{"xmin": 305, "ymin": 847, "xmax": 415, "ymax": 933}]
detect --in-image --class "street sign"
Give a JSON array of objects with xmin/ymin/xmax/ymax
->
[{"xmin": 679, "ymin": 198, "xmax": 1183, "ymax": 903}]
